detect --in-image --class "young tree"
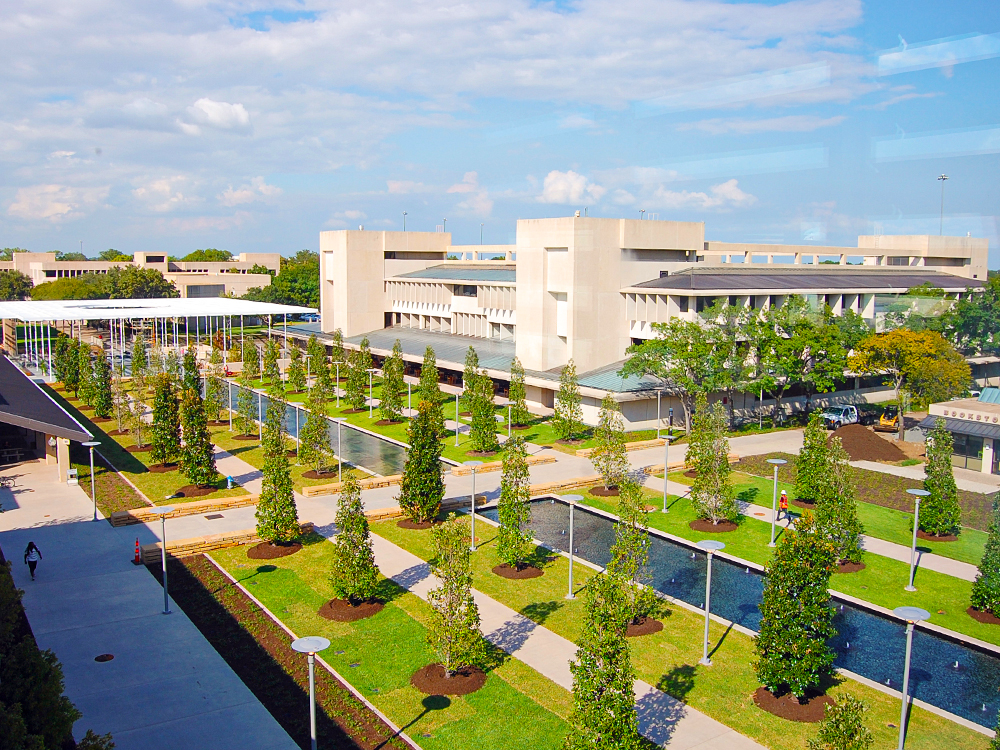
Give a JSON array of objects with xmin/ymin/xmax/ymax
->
[
  {"xmin": 921, "ymin": 419, "xmax": 962, "ymax": 537},
  {"xmin": 508, "ymin": 356, "xmax": 530, "ymax": 426},
  {"xmin": 606, "ymin": 477, "xmax": 661, "ymax": 626},
  {"xmin": 150, "ymin": 375, "xmax": 181, "ymax": 467},
  {"xmin": 204, "ymin": 347, "xmax": 227, "ymax": 422},
  {"xmin": 469, "ymin": 369, "xmax": 500, "ymax": 452},
  {"xmin": 754, "ymin": 513, "xmax": 837, "ymax": 699},
  {"xmin": 379, "ymin": 339, "xmax": 405, "ymax": 422},
  {"xmin": 131, "ymin": 332, "xmax": 147, "ymax": 381},
  {"xmin": 181, "ymin": 387, "xmax": 217, "ymax": 487},
  {"xmin": 111, "ymin": 371, "xmax": 129, "ymax": 433},
  {"xmin": 796, "ymin": 411, "xmax": 829, "ymax": 503},
  {"xmin": 53, "ymin": 335, "xmax": 71, "ymax": 385},
  {"xmin": 345, "ymin": 338, "xmax": 372, "ymax": 411},
  {"xmin": 262, "ymin": 337, "xmax": 281, "ymax": 385},
  {"xmin": 286, "ymin": 345, "xmax": 306, "ymax": 393},
  {"xmin": 815, "ymin": 438, "xmax": 865, "ymax": 566},
  {"xmin": 497, "ymin": 436, "xmax": 532, "ymax": 569},
  {"xmin": 565, "ymin": 573, "xmax": 641, "ymax": 750},
  {"xmin": 148, "ymin": 345, "xmax": 163, "ymax": 377},
  {"xmin": 182, "ymin": 348, "xmax": 200, "ymax": 394},
  {"xmin": 331, "ymin": 328, "xmax": 346, "ymax": 373},
  {"xmin": 235, "ymin": 369, "xmax": 258, "ymax": 437},
  {"xmin": 61, "ymin": 339, "xmax": 81, "ymax": 395},
  {"xmin": 688, "ymin": 394, "xmax": 738, "ymax": 525},
  {"xmin": 806, "ymin": 694, "xmax": 874, "ymax": 750},
  {"xmin": 397, "ymin": 400, "xmax": 445, "ymax": 523},
  {"xmin": 77, "ymin": 343, "xmax": 94, "ymax": 406},
  {"xmin": 90, "ymin": 354, "xmax": 113, "ymax": 419},
  {"xmin": 308, "ymin": 334, "xmax": 333, "ymax": 397},
  {"xmin": 256, "ymin": 396, "xmax": 299, "ymax": 543},
  {"xmin": 126, "ymin": 391, "xmax": 148, "ymax": 448},
  {"xmin": 299, "ymin": 386, "xmax": 334, "ymax": 474},
  {"xmin": 242, "ymin": 340, "xmax": 260, "ymax": 380},
  {"xmin": 971, "ymin": 503, "xmax": 1000, "ymax": 618},
  {"xmin": 329, "ymin": 475, "xmax": 379, "ymax": 604},
  {"xmin": 164, "ymin": 349, "xmax": 181, "ymax": 379},
  {"xmin": 591, "ymin": 393, "xmax": 629, "ymax": 491},
  {"xmin": 461, "ymin": 346, "xmax": 480, "ymax": 412},
  {"xmin": 306, "ymin": 333, "xmax": 325, "ymax": 381},
  {"xmin": 418, "ymin": 346, "xmax": 445, "ymax": 433},
  {"xmin": 554, "ymin": 359, "xmax": 583, "ymax": 440},
  {"xmin": 426, "ymin": 514, "xmax": 487, "ymax": 676}
]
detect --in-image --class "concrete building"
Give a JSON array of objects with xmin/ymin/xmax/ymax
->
[
  {"xmin": 0, "ymin": 251, "xmax": 279, "ymax": 298},
  {"xmin": 923, "ymin": 389, "xmax": 1000, "ymax": 475}
]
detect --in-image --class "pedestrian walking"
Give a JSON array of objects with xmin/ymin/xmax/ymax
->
[
  {"xmin": 24, "ymin": 542, "xmax": 42, "ymax": 581},
  {"xmin": 778, "ymin": 490, "xmax": 789, "ymax": 523}
]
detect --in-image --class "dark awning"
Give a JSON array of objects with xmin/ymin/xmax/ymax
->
[
  {"xmin": 918, "ymin": 415, "xmax": 1000, "ymax": 440},
  {"xmin": 0, "ymin": 356, "xmax": 92, "ymax": 442}
]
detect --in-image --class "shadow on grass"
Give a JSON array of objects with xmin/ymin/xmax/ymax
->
[
  {"xmin": 520, "ymin": 600, "xmax": 564, "ymax": 626},
  {"xmin": 384, "ymin": 695, "xmax": 451, "ymax": 748}
]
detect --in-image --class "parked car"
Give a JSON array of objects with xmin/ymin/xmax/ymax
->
[{"xmin": 819, "ymin": 404, "xmax": 875, "ymax": 430}]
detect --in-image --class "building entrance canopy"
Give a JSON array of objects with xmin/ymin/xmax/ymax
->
[{"xmin": 0, "ymin": 298, "xmax": 315, "ymax": 322}]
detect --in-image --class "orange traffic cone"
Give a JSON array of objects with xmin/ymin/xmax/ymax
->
[{"xmin": 133, "ymin": 538, "xmax": 141, "ymax": 565}]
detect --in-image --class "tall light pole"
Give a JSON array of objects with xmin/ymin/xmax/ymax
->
[
  {"xmin": 402, "ymin": 211, "xmax": 407, "ymax": 231},
  {"xmin": 335, "ymin": 362, "xmax": 341, "ymax": 408},
  {"xmin": 661, "ymin": 435, "xmax": 674, "ymax": 513},
  {"xmin": 563, "ymin": 495, "xmax": 583, "ymax": 599},
  {"xmin": 480, "ymin": 223, "xmax": 484, "ymax": 246},
  {"xmin": 455, "ymin": 390, "xmax": 461, "ymax": 447},
  {"xmin": 291, "ymin": 636, "xmax": 331, "ymax": 750},
  {"xmin": 937, "ymin": 174, "xmax": 948, "ymax": 236},
  {"xmin": 639, "ymin": 209, "xmax": 645, "ymax": 220},
  {"xmin": 905, "ymin": 489, "xmax": 929, "ymax": 591},
  {"xmin": 893, "ymin": 606, "xmax": 930, "ymax": 750},
  {"xmin": 656, "ymin": 390, "xmax": 662, "ymax": 439},
  {"xmin": 442, "ymin": 218, "xmax": 447, "ymax": 233},
  {"xmin": 152, "ymin": 506, "xmax": 174, "ymax": 615},
  {"xmin": 696, "ymin": 540, "xmax": 725, "ymax": 666},
  {"xmin": 332, "ymin": 418, "xmax": 345, "ymax": 483},
  {"xmin": 367, "ymin": 368, "xmax": 378, "ymax": 419},
  {"xmin": 767, "ymin": 458, "xmax": 787, "ymax": 547},
  {"xmin": 82, "ymin": 441, "xmax": 101, "ymax": 521},
  {"xmin": 464, "ymin": 461, "xmax": 483, "ymax": 552}
]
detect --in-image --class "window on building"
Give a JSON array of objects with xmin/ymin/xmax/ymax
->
[
  {"xmin": 887, "ymin": 256, "xmax": 909, "ymax": 266},
  {"xmin": 145, "ymin": 255, "xmax": 165, "ymax": 263},
  {"xmin": 455, "ymin": 284, "xmax": 477, "ymax": 297},
  {"xmin": 952, "ymin": 433, "xmax": 984, "ymax": 471}
]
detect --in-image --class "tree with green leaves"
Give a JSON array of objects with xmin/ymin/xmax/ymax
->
[
  {"xmin": 204, "ymin": 347, "xmax": 227, "ymax": 422},
  {"xmin": 815, "ymin": 438, "xmax": 865, "ymax": 566},
  {"xmin": 971, "ymin": 502, "xmax": 1000, "ymax": 618},
  {"xmin": 182, "ymin": 348, "xmax": 200, "ymax": 394},
  {"xmin": 687, "ymin": 394, "xmax": 738, "ymax": 525},
  {"xmin": 508, "ymin": 356, "xmax": 530, "ymax": 426},
  {"xmin": 242, "ymin": 340, "xmax": 260, "ymax": 380},
  {"xmin": 497, "ymin": 436, "xmax": 532, "ymax": 569},
  {"xmin": 181, "ymin": 386, "xmax": 217, "ymax": 488},
  {"xmin": 306, "ymin": 333, "xmax": 324, "ymax": 379},
  {"xmin": 286, "ymin": 345, "xmax": 306, "ymax": 393},
  {"xmin": 379, "ymin": 339, "xmax": 405, "ymax": 422},
  {"xmin": 307, "ymin": 334, "xmax": 332, "ymax": 397},
  {"xmin": 77, "ymin": 343, "xmax": 94, "ymax": 406},
  {"xmin": 806, "ymin": 694, "xmax": 873, "ymax": 750},
  {"xmin": 256, "ymin": 393, "xmax": 299, "ymax": 543},
  {"xmin": 426, "ymin": 514, "xmax": 487, "ymax": 677},
  {"xmin": 331, "ymin": 328, "xmax": 346, "ymax": 372},
  {"xmin": 111, "ymin": 370, "xmax": 129, "ymax": 433},
  {"xmin": 565, "ymin": 572, "xmax": 641, "ymax": 750},
  {"xmin": 148, "ymin": 345, "xmax": 163, "ymax": 377},
  {"xmin": 418, "ymin": 346, "xmax": 445, "ymax": 433},
  {"xmin": 61, "ymin": 338, "xmax": 81, "ymax": 395},
  {"xmin": 150, "ymin": 375, "xmax": 181, "ymax": 467},
  {"xmin": 755, "ymin": 513, "xmax": 837, "ymax": 699},
  {"xmin": 266, "ymin": 375, "xmax": 288, "ymax": 431},
  {"xmin": 397, "ymin": 399, "xmax": 445, "ymax": 523},
  {"xmin": 796, "ymin": 411, "xmax": 828, "ymax": 503},
  {"xmin": 607, "ymin": 477, "xmax": 660, "ymax": 626},
  {"xmin": 131, "ymin": 332, "xmax": 147, "ymax": 379},
  {"xmin": 235, "ymin": 369, "xmax": 258, "ymax": 437},
  {"xmin": 299, "ymin": 386, "xmax": 334, "ymax": 474},
  {"xmin": 53, "ymin": 335, "xmax": 71, "ymax": 384},
  {"xmin": 126, "ymin": 391, "xmax": 148, "ymax": 448},
  {"xmin": 165, "ymin": 349, "xmax": 181, "ymax": 378},
  {"xmin": 591, "ymin": 393, "xmax": 629, "ymax": 491},
  {"xmin": 91, "ymin": 354, "xmax": 113, "ymax": 419},
  {"xmin": 921, "ymin": 419, "xmax": 962, "ymax": 537},
  {"xmin": 329, "ymin": 475, "xmax": 379, "ymax": 604},
  {"xmin": 554, "ymin": 359, "xmax": 583, "ymax": 440},
  {"xmin": 263, "ymin": 337, "xmax": 281, "ymax": 385},
  {"xmin": 461, "ymin": 346, "xmax": 480, "ymax": 412},
  {"xmin": 469, "ymin": 369, "xmax": 500, "ymax": 452},
  {"xmin": 346, "ymin": 338, "xmax": 372, "ymax": 411}
]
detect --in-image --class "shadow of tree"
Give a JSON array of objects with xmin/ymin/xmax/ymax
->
[
  {"xmin": 657, "ymin": 664, "xmax": 697, "ymax": 702},
  {"xmin": 520, "ymin": 600, "xmax": 563, "ymax": 626}
]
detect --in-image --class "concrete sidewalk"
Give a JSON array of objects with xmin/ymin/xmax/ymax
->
[{"xmin": 851, "ymin": 459, "xmax": 1000, "ymax": 495}]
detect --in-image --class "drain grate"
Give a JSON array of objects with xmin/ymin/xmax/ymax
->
[
  {"xmin": 204, "ymin": 514, "xmax": 224, "ymax": 520},
  {"xmin": 95, "ymin": 654, "xmax": 114, "ymax": 662}
]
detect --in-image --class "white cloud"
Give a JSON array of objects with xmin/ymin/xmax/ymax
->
[
  {"xmin": 133, "ymin": 177, "xmax": 191, "ymax": 212},
  {"xmin": 219, "ymin": 176, "xmax": 282, "ymax": 206},
  {"xmin": 650, "ymin": 179, "xmax": 757, "ymax": 210},
  {"xmin": 186, "ymin": 99, "xmax": 251, "ymax": 131},
  {"xmin": 8, "ymin": 184, "xmax": 109, "ymax": 222},
  {"xmin": 678, "ymin": 115, "xmax": 847, "ymax": 135},
  {"xmin": 447, "ymin": 172, "xmax": 479, "ymax": 194},
  {"xmin": 340, "ymin": 210, "xmax": 367, "ymax": 220},
  {"xmin": 447, "ymin": 172, "xmax": 493, "ymax": 215},
  {"xmin": 538, "ymin": 170, "xmax": 605, "ymax": 204},
  {"xmin": 387, "ymin": 180, "xmax": 431, "ymax": 194},
  {"xmin": 560, "ymin": 114, "xmax": 596, "ymax": 129}
]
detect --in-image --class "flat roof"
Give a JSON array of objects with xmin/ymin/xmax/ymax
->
[
  {"xmin": 0, "ymin": 356, "xmax": 92, "ymax": 442},
  {"xmin": 0, "ymin": 298, "xmax": 316, "ymax": 322},
  {"xmin": 393, "ymin": 264, "xmax": 516, "ymax": 284},
  {"xmin": 628, "ymin": 267, "xmax": 980, "ymax": 293}
]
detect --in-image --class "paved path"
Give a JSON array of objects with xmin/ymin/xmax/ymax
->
[
  {"xmin": 851, "ymin": 459, "xmax": 1000, "ymax": 495},
  {"xmin": 0, "ymin": 460, "xmax": 297, "ymax": 750}
]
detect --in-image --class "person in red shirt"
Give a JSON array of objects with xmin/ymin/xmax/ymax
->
[{"xmin": 779, "ymin": 490, "xmax": 790, "ymax": 523}]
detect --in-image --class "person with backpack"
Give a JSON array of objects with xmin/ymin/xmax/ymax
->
[{"xmin": 24, "ymin": 542, "xmax": 42, "ymax": 581}]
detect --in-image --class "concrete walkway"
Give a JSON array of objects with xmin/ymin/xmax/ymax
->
[
  {"xmin": 0, "ymin": 460, "xmax": 297, "ymax": 750},
  {"xmin": 851, "ymin": 459, "xmax": 1000, "ymax": 495}
]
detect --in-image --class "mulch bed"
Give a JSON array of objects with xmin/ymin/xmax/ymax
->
[
  {"xmin": 492, "ymin": 563, "xmax": 544, "ymax": 580},
  {"xmin": 626, "ymin": 616, "xmax": 664, "ymax": 638},
  {"xmin": 689, "ymin": 519, "xmax": 738, "ymax": 533},
  {"xmin": 126, "ymin": 444, "xmax": 152, "ymax": 453},
  {"xmin": 397, "ymin": 519, "xmax": 437, "ymax": 530},
  {"xmin": 511, "ymin": 424, "xmax": 530, "ymax": 431},
  {"xmin": 318, "ymin": 598, "xmax": 384, "ymax": 622},
  {"xmin": 146, "ymin": 555, "xmax": 410, "ymax": 750},
  {"xmin": 91, "ymin": 416, "xmax": 112, "ymax": 423},
  {"xmin": 174, "ymin": 484, "xmax": 219, "ymax": 498},
  {"xmin": 374, "ymin": 419, "xmax": 405, "ymax": 426},
  {"xmin": 147, "ymin": 462, "xmax": 178, "ymax": 473},
  {"xmin": 208, "ymin": 420, "xmax": 230, "ymax": 426},
  {"xmin": 410, "ymin": 664, "xmax": 486, "ymax": 696},
  {"xmin": 589, "ymin": 485, "xmax": 619, "ymax": 497},
  {"xmin": 459, "ymin": 411, "xmax": 472, "ymax": 417},
  {"xmin": 837, "ymin": 561, "xmax": 866, "ymax": 574},
  {"xmin": 791, "ymin": 498, "xmax": 816, "ymax": 510},
  {"xmin": 917, "ymin": 530, "xmax": 958, "ymax": 542},
  {"xmin": 684, "ymin": 469, "xmax": 698, "ymax": 478},
  {"xmin": 303, "ymin": 469, "xmax": 339, "ymax": 480},
  {"xmin": 233, "ymin": 434, "xmax": 259, "ymax": 441},
  {"xmin": 555, "ymin": 438, "xmax": 586, "ymax": 446},
  {"xmin": 287, "ymin": 390, "xmax": 306, "ymax": 395},
  {"xmin": 753, "ymin": 687, "xmax": 834, "ymax": 723},
  {"xmin": 967, "ymin": 607, "xmax": 1000, "ymax": 625},
  {"xmin": 286, "ymin": 449, "xmax": 297, "ymax": 458},
  {"xmin": 106, "ymin": 429, "xmax": 129, "ymax": 436},
  {"xmin": 830, "ymin": 424, "xmax": 907, "ymax": 462},
  {"xmin": 465, "ymin": 451, "xmax": 498, "ymax": 458},
  {"xmin": 343, "ymin": 408, "xmax": 367, "ymax": 414},
  {"xmin": 247, "ymin": 541, "xmax": 303, "ymax": 559}
]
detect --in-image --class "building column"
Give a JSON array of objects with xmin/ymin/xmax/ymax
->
[
  {"xmin": 56, "ymin": 437, "xmax": 70, "ymax": 482},
  {"xmin": 983, "ymin": 438, "xmax": 995, "ymax": 475}
]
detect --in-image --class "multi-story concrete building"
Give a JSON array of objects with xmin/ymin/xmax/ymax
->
[{"xmin": 0, "ymin": 251, "xmax": 279, "ymax": 298}]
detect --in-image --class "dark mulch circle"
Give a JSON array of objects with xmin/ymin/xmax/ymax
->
[
  {"xmin": 286, "ymin": 449, "xmax": 298, "ymax": 458},
  {"xmin": 917, "ymin": 530, "xmax": 958, "ymax": 542},
  {"xmin": 555, "ymin": 438, "xmax": 586, "ymax": 446},
  {"xmin": 967, "ymin": 606, "xmax": 1000, "ymax": 625},
  {"xmin": 91, "ymin": 416, "xmax": 113, "ymax": 423},
  {"xmin": 511, "ymin": 424, "xmax": 531, "ymax": 431},
  {"xmin": 233, "ymin": 434, "xmax": 259, "ymax": 441},
  {"xmin": 318, "ymin": 598, "xmax": 385, "ymax": 622},
  {"xmin": 147, "ymin": 462, "xmax": 178, "ymax": 474},
  {"xmin": 247, "ymin": 541, "xmax": 303, "ymax": 560},
  {"xmin": 208, "ymin": 420, "xmax": 230, "ymax": 426},
  {"xmin": 303, "ymin": 469, "xmax": 339, "ymax": 480},
  {"xmin": 837, "ymin": 561, "xmax": 866, "ymax": 574},
  {"xmin": 174, "ymin": 484, "xmax": 219, "ymax": 498},
  {"xmin": 626, "ymin": 616, "xmax": 664, "ymax": 638},
  {"xmin": 753, "ymin": 687, "xmax": 834, "ymax": 723},
  {"xmin": 459, "ymin": 411, "xmax": 472, "ymax": 417},
  {"xmin": 791, "ymin": 498, "xmax": 816, "ymax": 510},
  {"xmin": 287, "ymin": 390, "xmax": 306, "ymax": 395},
  {"xmin": 684, "ymin": 468, "xmax": 698, "ymax": 478},
  {"xmin": 126, "ymin": 444, "xmax": 152, "ymax": 453},
  {"xmin": 107, "ymin": 429, "xmax": 129, "ymax": 436},
  {"xmin": 343, "ymin": 408, "xmax": 367, "ymax": 414},
  {"xmin": 688, "ymin": 519, "xmax": 738, "ymax": 533},
  {"xmin": 465, "ymin": 450, "xmax": 498, "ymax": 458},
  {"xmin": 374, "ymin": 419, "xmax": 405, "ymax": 426},
  {"xmin": 589, "ymin": 485, "xmax": 619, "ymax": 497},
  {"xmin": 94, "ymin": 654, "xmax": 114, "ymax": 662},
  {"xmin": 492, "ymin": 563, "xmax": 544, "ymax": 580},
  {"xmin": 397, "ymin": 519, "xmax": 437, "ymax": 530},
  {"xmin": 410, "ymin": 664, "xmax": 486, "ymax": 696}
]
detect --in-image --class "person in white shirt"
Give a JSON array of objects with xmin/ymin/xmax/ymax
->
[{"xmin": 23, "ymin": 542, "xmax": 42, "ymax": 581}]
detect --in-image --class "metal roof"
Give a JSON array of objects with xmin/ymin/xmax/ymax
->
[
  {"xmin": 918, "ymin": 415, "xmax": 1000, "ymax": 440},
  {"xmin": 629, "ymin": 267, "xmax": 979, "ymax": 293},
  {"xmin": 345, "ymin": 327, "xmax": 518, "ymax": 372},
  {"xmin": 0, "ymin": 356, "xmax": 92, "ymax": 442},
  {"xmin": 978, "ymin": 388, "xmax": 1000, "ymax": 405},
  {"xmin": 393, "ymin": 264, "xmax": 516, "ymax": 284},
  {"xmin": 0, "ymin": 298, "xmax": 316, "ymax": 322}
]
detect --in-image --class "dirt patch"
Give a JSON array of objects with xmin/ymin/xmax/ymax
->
[
  {"xmin": 492, "ymin": 563, "xmax": 544, "ymax": 580},
  {"xmin": 147, "ymin": 462, "xmax": 178, "ymax": 473},
  {"xmin": 917, "ymin": 530, "xmax": 958, "ymax": 542},
  {"xmin": 465, "ymin": 450, "xmax": 498, "ymax": 458},
  {"xmin": 233, "ymin": 434, "xmax": 258, "ymax": 441},
  {"xmin": 285, "ymin": 449, "xmax": 297, "ymax": 459},
  {"xmin": 374, "ymin": 419, "xmax": 405, "ymax": 426},
  {"xmin": 511, "ymin": 424, "xmax": 531, "ymax": 431},
  {"xmin": 174, "ymin": 484, "xmax": 219, "ymax": 498},
  {"xmin": 247, "ymin": 541, "xmax": 303, "ymax": 560},
  {"xmin": 397, "ymin": 519, "xmax": 437, "ymax": 530},
  {"xmin": 753, "ymin": 687, "xmax": 834, "ymax": 723},
  {"xmin": 589, "ymin": 485, "xmax": 620, "ymax": 497},
  {"xmin": 688, "ymin": 519, "xmax": 738, "ymax": 533},
  {"xmin": 684, "ymin": 468, "xmax": 698, "ymax": 478},
  {"xmin": 836, "ymin": 561, "xmax": 866, "ymax": 574},
  {"xmin": 207, "ymin": 420, "xmax": 229, "ymax": 426},
  {"xmin": 342, "ymin": 408, "xmax": 368, "ymax": 414},
  {"xmin": 830, "ymin": 424, "xmax": 907, "ymax": 462},
  {"xmin": 410, "ymin": 664, "xmax": 486, "ymax": 696},
  {"xmin": 626, "ymin": 616, "xmax": 664, "ymax": 638},
  {"xmin": 318, "ymin": 598, "xmax": 384, "ymax": 622},
  {"xmin": 287, "ymin": 390, "xmax": 306, "ymax": 395},
  {"xmin": 967, "ymin": 607, "xmax": 1000, "ymax": 625},
  {"xmin": 555, "ymin": 438, "xmax": 586, "ymax": 446},
  {"xmin": 303, "ymin": 469, "xmax": 339, "ymax": 480},
  {"xmin": 91, "ymin": 416, "xmax": 113, "ymax": 423},
  {"xmin": 459, "ymin": 411, "xmax": 472, "ymax": 417},
  {"xmin": 125, "ymin": 444, "xmax": 151, "ymax": 453},
  {"xmin": 106, "ymin": 429, "xmax": 129, "ymax": 436},
  {"xmin": 791, "ymin": 498, "xmax": 816, "ymax": 510}
]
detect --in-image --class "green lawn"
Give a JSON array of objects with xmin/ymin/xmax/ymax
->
[
  {"xmin": 373, "ymin": 518, "xmax": 989, "ymax": 750},
  {"xmin": 210, "ymin": 534, "xmax": 571, "ymax": 750}
]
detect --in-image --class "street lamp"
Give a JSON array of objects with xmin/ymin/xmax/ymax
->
[
  {"xmin": 892, "ymin": 606, "xmax": 930, "ymax": 750},
  {"xmin": 563, "ymin": 495, "xmax": 583, "ymax": 599},
  {"xmin": 696, "ymin": 540, "xmax": 726, "ymax": 666},
  {"xmin": 937, "ymin": 174, "xmax": 948, "ymax": 236},
  {"xmin": 151, "ymin": 506, "xmax": 175, "ymax": 615},
  {"xmin": 335, "ymin": 361, "xmax": 341, "ymax": 408},
  {"xmin": 656, "ymin": 390, "xmax": 662, "ymax": 439},
  {"xmin": 366, "ymin": 368, "xmax": 378, "ymax": 418},
  {"xmin": 402, "ymin": 211, "xmax": 407, "ymax": 231},
  {"xmin": 766, "ymin": 458, "xmax": 787, "ymax": 547},
  {"xmin": 464, "ymin": 461, "xmax": 483, "ymax": 552},
  {"xmin": 291, "ymin": 636, "xmax": 331, "ymax": 750},
  {"xmin": 82, "ymin": 441, "xmax": 101, "ymax": 522},
  {"xmin": 332, "ymin": 418, "xmax": 345, "ymax": 483},
  {"xmin": 455, "ymin": 390, "xmax": 461, "ymax": 447},
  {"xmin": 661, "ymin": 435, "xmax": 674, "ymax": 513},
  {"xmin": 905, "ymin": 489, "xmax": 930, "ymax": 591}
]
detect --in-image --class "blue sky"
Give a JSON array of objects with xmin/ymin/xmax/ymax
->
[{"xmin": 2, "ymin": 0, "xmax": 997, "ymax": 263}]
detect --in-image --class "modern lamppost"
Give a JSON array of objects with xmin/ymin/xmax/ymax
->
[
  {"xmin": 402, "ymin": 211, "xmax": 407, "ymax": 231},
  {"xmin": 367, "ymin": 368, "xmax": 378, "ymax": 418},
  {"xmin": 332, "ymin": 418, "xmax": 345, "ymax": 483},
  {"xmin": 905, "ymin": 489, "xmax": 930, "ymax": 591},
  {"xmin": 152, "ymin": 506, "xmax": 175, "ymax": 615},
  {"xmin": 892, "ymin": 606, "xmax": 930, "ymax": 750},
  {"xmin": 455, "ymin": 390, "xmax": 461, "ymax": 447},
  {"xmin": 767, "ymin": 458, "xmax": 787, "ymax": 547},
  {"xmin": 335, "ymin": 362, "xmax": 341, "ymax": 408},
  {"xmin": 696, "ymin": 539, "xmax": 726, "ymax": 666},
  {"xmin": 656, "ymin": 389, "xmax": 662, "ymax": 439},
  {"xmin": 563, "ymin": 494, "xmax": 583, "ymax": 599},
  {"xmin": 937, "ymin": 174, "xmax": 949, "ymax": 236},
  {"xmin": 291, "ymin": 635, "xmax": 331, "ymax": 750},
  {"xmin": 82, "ymin": 441, "xmax": 101, "ymax": 521},
  {"xmin": 464, "ymin": 461, "xmax": 483, "ymax": 551},
  {"xmin": 661, "ymin": 435, "xmax": 674, "ymax": 513}
]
